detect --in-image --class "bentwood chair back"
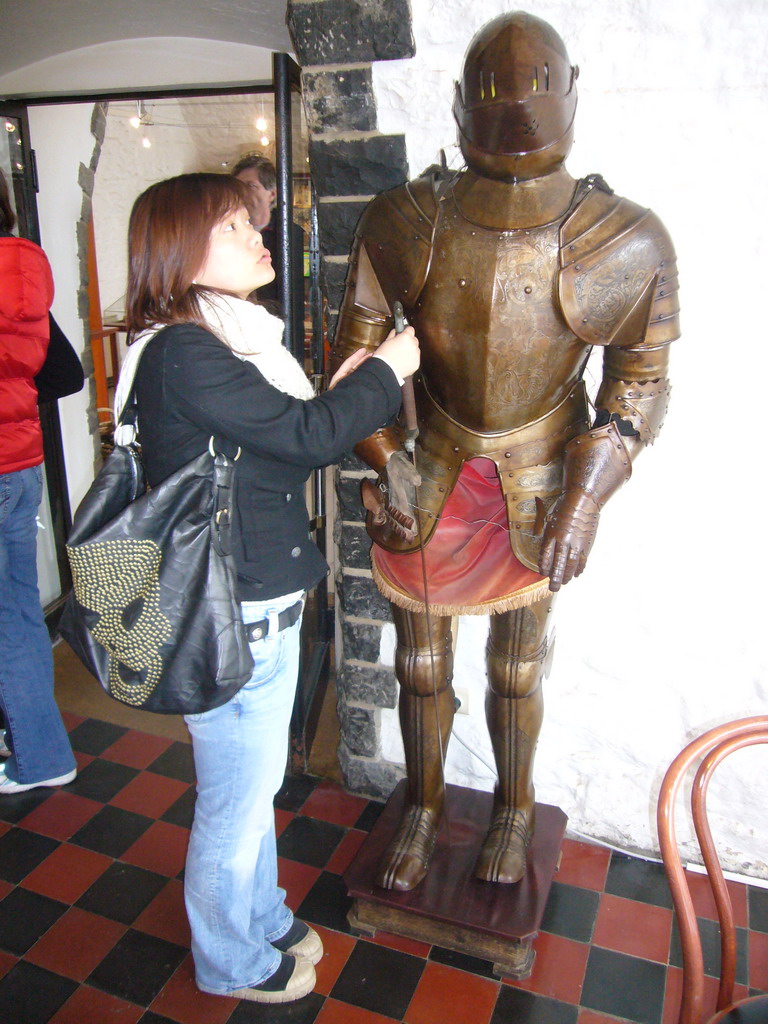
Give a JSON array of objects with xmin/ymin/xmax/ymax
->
[{"xmin": 657, "ymin": 715, "xmax": 768, "ymax": 1024}]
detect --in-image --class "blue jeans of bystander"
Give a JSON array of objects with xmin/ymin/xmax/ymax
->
[
  {"xmin": 184, "ymin": 591, "xmax": 303, "ymax": 994},
  {"xmin": 0, "ymin": 466, "xmax": 76, "ymax": 784}
]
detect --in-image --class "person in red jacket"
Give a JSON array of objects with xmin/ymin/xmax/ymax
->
[{"xmin": 0, "ymin": 169, "xmax": 78, "ymax": 793}]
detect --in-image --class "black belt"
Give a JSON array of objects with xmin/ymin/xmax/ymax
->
[{"xmin": 244, "ymin": 599, "xmax": 303, "ymax": 642}]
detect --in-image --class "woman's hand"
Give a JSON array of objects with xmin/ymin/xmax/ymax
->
[
  {"xmin": 329, "ymin": 348, "xmax": 371, "ymax": 389},
  {"xmin": 375, "ymin": 326, "xmax": 421, "ymax": 380}
]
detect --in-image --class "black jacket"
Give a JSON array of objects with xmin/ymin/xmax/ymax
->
[{"xmin": 134, "ymin": 323, "xmax": 401, "ymax": 599}]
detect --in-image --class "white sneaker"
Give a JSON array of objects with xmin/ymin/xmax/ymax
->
[
  {"xmin": 227, "ymin": 954, "xmax": 316, "ymax": 1004},
  {"xmin": 0, "ymin": 732, "xmax": 10, "ymax": 758},
  {"xmin": 0, "ymin": 766, "xmax": 77, "ymax": 794}
]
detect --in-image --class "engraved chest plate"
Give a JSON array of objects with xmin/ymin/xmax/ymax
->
[{"xmin": 414, "ymin": 203, "xmax": 589, "ymax": 432}]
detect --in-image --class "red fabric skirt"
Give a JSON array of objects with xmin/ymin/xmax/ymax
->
[{"xmin": 372, "ymin": 458, "xmax": 549, "ymax": 614}]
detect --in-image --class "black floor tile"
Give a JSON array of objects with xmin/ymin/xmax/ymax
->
[
  {"xmin": 68, "ymin": 718, "xmax": 128, "ymax": 755},
  {"xmin": 0, "ymin": 960, "xmax": 78, "ymax": 1024},
  {"xmin": 276, "ymin": 815, "xmax": 345, "ymax": 868},
  {"xmin": 296, "ymin": 870, "xmax": 353, "ymax": 934},
  {"xmin": 160, "ymin": 785, "xmax": 197, "ymax": 828},
  {"xmin": 429, "ymin": 945, "xmax": 497, "ymax": 978},
  {"xmin": 227, "ymin": 991, "xmax": 325, "ymax": 1022},
  {"xmin": 581, "ymin": 946, "xmax": 666, "ymax": 1024},
  {"xmin": 541, "ymin": 880, "xmax": 600, "ymax": 943},
  {"xmin": 0, "ymin": 826, "xmax": 59, "ymax": 883},
  {"xmin": 70, "ymin": 804, "xmax": 153, "ymax": 858},
  {"xmin": 605, "ymin": 852, "xmax": 673, "ymax": 909},
  {"xmin": 138, "ymin": 1014, "xmax": 180, "ymax": 1024},
  {"xmin": 0, "ymin": 887, "xmax": 68, "ymax": 955},
  {"xmin": 148, "ymin": 742, "xmax": 196, "ymax": 783},
  {"xmin": 354, "ymin": 799, "xmax": 385, "ymax": 832},
  {"xmin": 274, "ymin": 773, "xmax": 318, "ymax": 812},
  {"xmin": 749, "ymin": 884, "xmax": 768, "ymax": 933},
  {"xmin": 490, "ymin": 987, "xmax": 578, "ymax": 1024},
  {"xmin": 0, "ymin": 786, "xmax": 53, "ymax": 824},
  {"xmin": 88, "ymin": 928, "xmax": 187, "ymax": 1006},
  {"xmin": 331, "ymin": 938, "xmax": 425, "ymax": 1019},
  {"xmin": 68, "ymin": 758, "xmax": 139, "ymax": 803},
  {"xmin": 77, "ymin": 860, "xmax": 168, "ymax": 925},
  {"xmin": 669, "ymin": 915, "xmax": 749, "ymax": 986}
]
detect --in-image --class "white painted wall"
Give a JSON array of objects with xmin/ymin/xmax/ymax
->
[{"xmin": 372, "ymin": 0, "xmax": 768, "ymax": 877}]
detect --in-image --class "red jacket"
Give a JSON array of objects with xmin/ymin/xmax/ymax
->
[{"xmin": 0, "ymin": 236, "xmax": 54, "ymax": 473}]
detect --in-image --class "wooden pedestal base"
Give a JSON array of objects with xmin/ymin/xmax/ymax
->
[{"xmin": 344, "ymin": 780, "xmax": 567, "ymax": 979}]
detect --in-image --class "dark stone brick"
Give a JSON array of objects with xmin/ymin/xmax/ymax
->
[
  {"xmin": 288, "ymin": 0, "xmax": 415, "ymax": 67},
  {"xmin": 338, "ymin": 742, "xmax": 403, "ymax": 800},
  {"xmin": 338, "ymin": 572, "xmax": 391, "ymax": 621},
  {"xmin": 338, "ymin": 661, "xmax": 397, "ymax": 709},
  {"xmin": 303, "ymin": 68, "xmax": 377, "ymax": 134},
  {"xmin": 310, "ymin": 136, "xmax": 408, "ymax": 198},
  {"xmin": 341, "ymin": 618, "xmax": 383, "ymax": 662},
  {"xmin": 320, "ymin": 259, "xmax": 349, "ymax": 312},
  {"xmin": 338, "ymin": 522, "xmax": 373, "ymax": 570},
  {"xmin": 336, "ymin": 473, "xmax": 367, "ymax": 522},
  {"xmin": 317, "ymin": 200, "xmax": 368, "ymax": 256},
  {"xmin": 337, "ymin": 704, "xmax": 377, "ymax": 757},
  {"xmin": 338, "ymin": 451, "xmax": 370, "ymax": 473}
]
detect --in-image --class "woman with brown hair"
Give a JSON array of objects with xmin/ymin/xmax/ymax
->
[{"xmin": 115, "ymin": 172, "xmax": 418, "ymax": 1004}]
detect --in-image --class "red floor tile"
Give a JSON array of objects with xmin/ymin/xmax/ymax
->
[
  {"xmin": 683, "ymin": 867, "xmax": 749, "ymax": 928},
  {"xmin": 49, "ymin": 984, "xmax": 143, "ymax": 1024},
  {"xmin": 557, "ymin": 838, "xmax": 611, "ymax": 891},
  {"xmin": 109, "ymin": 769, "xmax": 190, "ymax": 818},
  {"xmin": 150, "ymin": 953, "xmax": 237, "ymax": 1024},
  {"xmin": 121, "ymin": 820, "xmax": 189, "ymax": 876},
  {"xmin": 26, "ymin": 906, "xmax": 126, "ymax": 981},
  {"xmin": 369, "ymin": 930, "xmax": 432, "ymax": 959},
  {"xmin": 314, "ymin": 925, "xmax": 357, "ymax": 996},
  {"xmin": 61, "ymin": 710, "xmax": 86, "ymax": 732},
  {"xmin": 505, "ymin": 931, "xmax": 588, "ymax": 1004},
  {"xmin": 73, "ymin": 750, "xmax": 95, "ymax": 772},
  {"xmin": 21, "ymin": 841, "xmax": 112, "ymax": 903},
  {"xmin": 593, "ymin": 892, "xmax": 673, "ymax": 964},
  {"xmin": 301, "ymin": 780, "xmax": 370, "ymax": 828},
  {"xmin": 101, "ymin": 729, "xmax": 174, "ymax": 770},
  {"xmin": 0, "ymin": 951, "xmax": 17, "ymax": 981},
  {"xmin": 750, "ymin": 927, "xmax": 768, "ymax": 991},
  {"xmin": 0, "ymin": 821, "xmax": 11, "ymax": 839},
  {"xmin": 326, "ymin": 828, "xmax": 368, "ymax": 874},
  {"xmin": 0, "ymin": 879, "xmax": 14, "ymax": 901},
  {"xmin": 275, "ymin": 807, "xmax": 294, "ymax": 837},
  {"xmin": 315, "ymin": 997, "xmax": 400, "ymax": 1024},
  {"xmin": 17, "ymin": 791, "xmax": 102, "ymax": 840},
  {"xmin": 133, "ymin": 878, "xmax": 192, "ymax": 947},
  {"xmin": 278, "ymin": 856, "xmax": 322, "ymax": 908},
  {"xmin": 661, "ymin": 965, "xmax": 743, "ymax": 1024},
  {"xmin": 404, "ymin": 959, "xmax": 499, "ymax": 1024}
]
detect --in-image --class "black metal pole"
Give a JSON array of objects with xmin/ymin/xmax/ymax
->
[{"xmin": 272, "ymin": 52, "xmax": 302, "ymax": 362}]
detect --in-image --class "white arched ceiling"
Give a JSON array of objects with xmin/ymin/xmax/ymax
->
[{"xmin": 0, "ymin": 0, "xmax": 293, "ymax": 97}]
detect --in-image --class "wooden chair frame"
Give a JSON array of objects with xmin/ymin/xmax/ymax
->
[{"xmin": 657, "ymin": 715, "xmax": 768, "ymax": 1024}]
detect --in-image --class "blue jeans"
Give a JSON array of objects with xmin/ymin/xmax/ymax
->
[
  {"xmin": 183, "ymin": 592, "xmax": 303, "ymax": 993},
  {"xmin": 0, "ymin": 466, "xmax": 76, "ymax": 784}
]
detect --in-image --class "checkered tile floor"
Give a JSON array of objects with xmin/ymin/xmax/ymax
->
[{"xmin": 0, "ymin": 714, "xmax": 766, "ymax": 1024}]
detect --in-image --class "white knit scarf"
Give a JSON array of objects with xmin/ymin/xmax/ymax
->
[{"xmin": 114, "ymin": 293, "xmax": 314, "ymax": 444}]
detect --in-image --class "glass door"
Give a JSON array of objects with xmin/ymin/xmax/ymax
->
[
  {"xmin": 1, "ymin": 104, "xmax": 73, "ymax": 625},
  {"xmin": 273, "ymin": 54, "xmax": 333, "ymax": 770}
]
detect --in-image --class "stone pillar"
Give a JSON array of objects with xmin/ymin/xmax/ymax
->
[{"xmin": 287, "ymin": 0, "xmax": 413, "ymax": 798}]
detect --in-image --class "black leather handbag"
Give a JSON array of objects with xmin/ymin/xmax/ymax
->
[{"xmin": 59, "ymin": 407, "xmax": 254, "ymax": 714}]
